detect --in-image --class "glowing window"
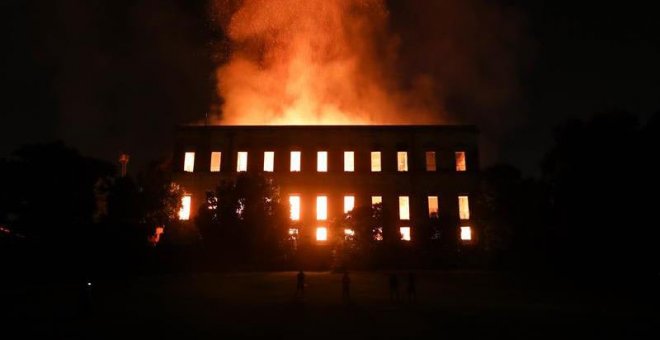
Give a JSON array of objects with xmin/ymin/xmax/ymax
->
[
  {"xmin": 458, "ymin": 195, "xmax": 470, "ymax": 220},
  {"xmin": 289, "ymin": 195, "xmax": 301, "ymax": 221},
  {"xmin": 264, "ymin": 151, "xmax": 274, "ymax": 172},
  {"xmin": 344, "ymin": 195, "xmax": 355, "ymax": 213},
  {"xmin": 399, "ymin": 196, "xmax": 410, "ymax": 220},
  {"xmin": 183, "ymin": 152, "xmax": 195, "ymax": 172},
  {"xmin": 371, "ymin": 152, "xmax": 381, "ymax": 172},
  {"xmin": 460, "ymin": 226, "xmax": 472, "ymax": 241},
  {"xmin": 428, "ymin": 196, "xmax": 439, "ymax": 217},
  {"xmin": 210, "ymin": 152, "xmax": 221, "ymax": 172},
  {"xmin": 455, "ymin": 151, "xmax": 467, "ymax": 172},
  {"xmin": 344, "ymin": 229, "xmax": 355, "ymax": 236},
  {"xmin": 237, "ymin": 152, "xmax": 248, "ymax": 172},
  {"xmin": 178, "ymin": 195, "xmax": 191, "ymax": 220},
  {"xmin": 316, "ymin": 196, "xmax": 328, "ymax": 221},
  {"xmin": 288, "ymin": 228, "xmax": 299, "ymax": 236},
  {"xmin": 426, "ymin": 151, "xmax": 436, "ymax": 171},
  {"xmin": 397, "ymin": 152, "xmax": 408, "ymax": 172},
  {"xmin": 316, "ymin": 227, "xmax": 328, "ymax": 241},
  {"xmin": 344, "ymin": 151, "xmax": 354, "ymax": 172},
  {"xmin": 317, "ymin": 151, "xmax": 328, "ymax": 172},
  {"xmin": 290, "ymin": 151, "xmax": 301, "ymax": 172},
  {"xmin": 371, "ymin": 196, "xmax": 382, "ymax": 205},
  {"xmin": 400, "ymin": 227, "xmax": 411, "ymax": 241}
]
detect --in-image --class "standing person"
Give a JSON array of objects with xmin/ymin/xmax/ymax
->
[
  {"xmin": 389, "ymin": 273, "xmax": 400, "ymax": 302},
  {"xmin": 295, "ymin": 270, "xmax": 305, "ymax": 298},
  {"xmin": 407, "ymin": 272, "xmax": 416, "ymax": 302},
  {"xmin": 342, "ymin": 270, "xmax": 351, "ymax": 303}
]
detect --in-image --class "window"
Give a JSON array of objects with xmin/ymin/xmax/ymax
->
[
  {"xmin": 316, "ymin": 227, "xmax": 328, "ymax": 241},
  {"xmin": 183, "ymin": 152, "xmax": 195, "ymax": 172},
  {"xmin": 317, "ymin": 151, "xmax": 328, "ymax": 172},
  {"xmin": 344, "ymin": 151, "xmax": 354, "ymax": 172},
  {"xmin": 428, "ymin": 196, "xmax": 439, "ymax": 217},
  {"xmin": 289, "ymin": 195, "xmax": 301, "ymax": 221},
  {"xmin": 316, "ymin": 196, "xmax": 328, "ymax": 221},
  {"xmin": 397, "ymin": 151, "xmax": 408, "ymax": 172},
  {"xmin": 371, "ymin": 196, "xmax": 382, "ymax": 206},
  {"xmin": 455, "ymin": 151, "xmax": 467, "ymax": 172},
  {"xmin": 458, "ymin": 195, "xmax": 470, "ymax": 220},
  {"xmin": 425, "ymin": 151, "xmax": 436, "ymax": 171},
  {"xmin": 344, "ymin": 229, "xmax": 355, "ymax": 237},
  {"xmin": 399, "ymin": 196, "xmax": 410, "ymax": 220},
  {"xmin": 237, "ymin": 152, "xmax": 248, "ymax": 172},
  {"xmin": 264, "ymin": 151, "xmax": 274, "ymax": 172},
  {"xmin": 178, "ymin": 195, "xmax": 191, "ymax": 220},
  {"xmin": 371, "ymin": 151, "xmax": 381, "ymax": 172},
  {"xmin": 460, "ymin": 226, "xmax": 472, "ymax": 241},
  {"xmin": 210, "ymin": 152, "xmax": 221, "ymax": 172},
  {"xmin": 290, "ymin": 151, "xmax": 301, "ymax": 172},
  {"xmin": 288, "ymin": 228, "xmax": 299, "ymax": 240},
  {"xmin": 400, "ymin": 227, "xmax": 411, "ymax": 241},
  {"xmin": 344, "ymin": 195, "xmax": 355, "ymax": 213}
]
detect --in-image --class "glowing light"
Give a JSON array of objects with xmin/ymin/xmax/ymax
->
[
  {"xmin": 371, "ymin": 152, "xmax": 381, "ymax": 172},
  {"xmin": 426, "ymin": 151, "xmax": 436, "ymax": 171},
  {"xmin": 458, "ymin": 195, "xmax": 470, "ymax": 220},
  {"xmin": 399, "ymin": 196, "xmax": 410, "ymax": 220},
  {"xmin": 289, "ymin": 195, "xmax": 301, "ymax": 221},
  {"xmin": 397, "ymin": 152, "xmax": 408, "ymax": 172},
  {"xmin": 428, "ymin": 196, "xmax": 439, "ymax": 217},
  {"xmin": 400, "ymin": 227, "xmax": 411, "ymax": 241},
  {"xmin": 344, "ymin": 195, "xmax": 355, "ymax": 213},
  {"xmin": 344, "ymin": 151, "xmax": 354, "ymax": 172},
  {"xmin": 237, "ymin": 152, "xmax": 248, "ymax": 172},
  {"xmin": 456, "ymin": 151, "xmax": 467, "ymax": 172},
  {"xmin": 210, "ymin": 152, "xmax": 221, "ymax": 172},
  {"xmin": 375, "ymin": 227, "xmax": 383, "ymax": 241},
  {"xmin": 183, "ymin": 152, "xmax": 195, "ymax": 172},
  {"xmin": 316, "ymin": 227, "xmax": 328, "ymax": 241},
  {"xmin": 288, "ymin": 228, "xmax": 299, "ymax": 235},
  {"xmin": 371, "ymin": 196, "xmax": 382, "ymax": 205},
  {"xmin": 317, "ymin": 151, "xmax": 328, "ymax": 172},
  {"xmin": 290, "ymin": 151, "xmax": 301, "ymax": 172},
  {"xmin": 87, "ymin": 282, "xmax": 92, "ymax": 287},
  {"xmin": 461, "ymin": 226, "xmax": 472, "ymax": 241},
  {"xmin": 264, "ymin": 151, "xmax": 274, "ymax": 172},
  {"xmin": 179, "ymin": 195, "xmax": 191, "ymax": 220},
  {"xmin": 344, "ymin": 229, "xmax": 355, "ymax": 236},
  {"xmin": 316, "ymin": 196, "xmax": 328, "ymax": 221}
]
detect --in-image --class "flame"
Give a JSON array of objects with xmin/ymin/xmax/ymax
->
[{"xmin": 211, "ymin": 0, "xmax": 441, "ymax": 125}]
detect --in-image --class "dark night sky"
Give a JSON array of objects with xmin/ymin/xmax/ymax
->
[{"xmin": 1, "ymin": 0, "xmax": 659, "ymax": 174}]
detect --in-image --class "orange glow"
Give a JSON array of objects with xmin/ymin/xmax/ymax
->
[
  {"xmin": 428, "ymin": 196, "xmax": 438, "ymax": 217},
  {"xmin": 344, "ymin": 229, "xmax": 355, "ymax": 236},
  {"xmin": 183, "ymin": 152, "xmax": 195, "ymax": 172},
  {"xmin": 399, "ymin": 196, "xmax": 410, "ymax": 220},
  {"xmin": 316, "ymin": 227, "xmax": 328, "ymax": 241},
  {"xmin": 397, "ymin": 152, "xmax": 408, "ymax": 172},
  {"xmin": 289, "ymin": 195, "xmax": 301, "ymax": 221},
  {"xmin": 264, "ymin": 151, "xmax": 274, "ymax": 172},
  {"xmin": 458, "ymin": 195, "xmax": 470, "ymax": 220},
  {"xmin": 371, "ymin": 152, "xmax": 381, "ymax": 172},
  {"xmin": 460, "ymin": 226, "xmax": 472, "ymax": 241},
  {"xmin": 371, "ymin": 196, "xmax": 382, "ymax": 206},
  {"xmin": 179, "ymin": 195, "xmax": 191, "ymax": 220},
  {"xmin": 237, "ymin": 152, "xmax": 248, "ymax": 172},
  {"xmin": 210, "ymin": 152, "xmax": 221, "ymax": 172},
  {"xmin": 344, "ymin": 151, "xmax": 354, "ymax": 172},
  {"xmin": 288, "ymin": 228, "xmax": 299, "ymax": 235},
  {"xmin": 400, "ymin": 227, "xmax": 411, "ymax": 241},
  {"xmin": 426, "ymin": 151, "xmax": 436, "ymax": 171},
  {"xmin": 290, "ymin": 151, "xmax": 301, "ymax": 172},
  {"xmin": 344, "ymin": 195, "xmax": 355, "ymax": 213},
  {"xmin": 317, "ymin": 151, "xmax": 328, "ymax": 172},
  {"xmin": 316, "ymin": 196, "xmax": 328, "ymax": 221},
  {"xmin": 456, "ymin": 151, "xmax": 467, "ymax": 171}
]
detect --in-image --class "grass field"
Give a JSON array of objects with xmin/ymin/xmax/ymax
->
[{"xmin": 2, "ymin": 271, "xmax": 657, "ymax": 339}]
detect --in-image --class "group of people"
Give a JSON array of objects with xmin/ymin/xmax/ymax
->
[{"xmin": 294, "ymin": 270, "xmax": 417, "ymax": 303}]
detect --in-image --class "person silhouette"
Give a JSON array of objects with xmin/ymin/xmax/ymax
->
[
  {"xmin": 295, "ymin": 270, "xmax": 305, "ymax": 298},
  {"xmin": 342, "ymin": 270, "xmax": 351, "ymax": 303},
  {"xmin": 407, "ymin": 272, "xmax": 416, "ymax": 302},
  {"xmin": 389, "ymin": 273, "xmax": 400, "ymax": 302}
]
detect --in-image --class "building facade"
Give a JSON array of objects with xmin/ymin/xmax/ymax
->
[{"xmin": 173, "ymin": 125, "xmax": 479, "ymax": 245}]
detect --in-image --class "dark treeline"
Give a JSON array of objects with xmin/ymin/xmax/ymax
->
[{"xmin": 1, "ymin": 111, "xmax": 658, "ymax": 287}]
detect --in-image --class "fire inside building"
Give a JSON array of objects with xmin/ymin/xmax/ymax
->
[{"xmin": 173, "ymin": 125, "xmax": 478, "ymax": 246}]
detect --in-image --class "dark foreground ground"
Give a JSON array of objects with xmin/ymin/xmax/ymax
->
[{"xmin": 1, "ymin": 271, "xmax": 657, "ymax": 339}]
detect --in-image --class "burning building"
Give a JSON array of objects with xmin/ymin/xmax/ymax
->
[{"xmin": 173, "ymin": 124, "xmax": 479, "ymax": 244}]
